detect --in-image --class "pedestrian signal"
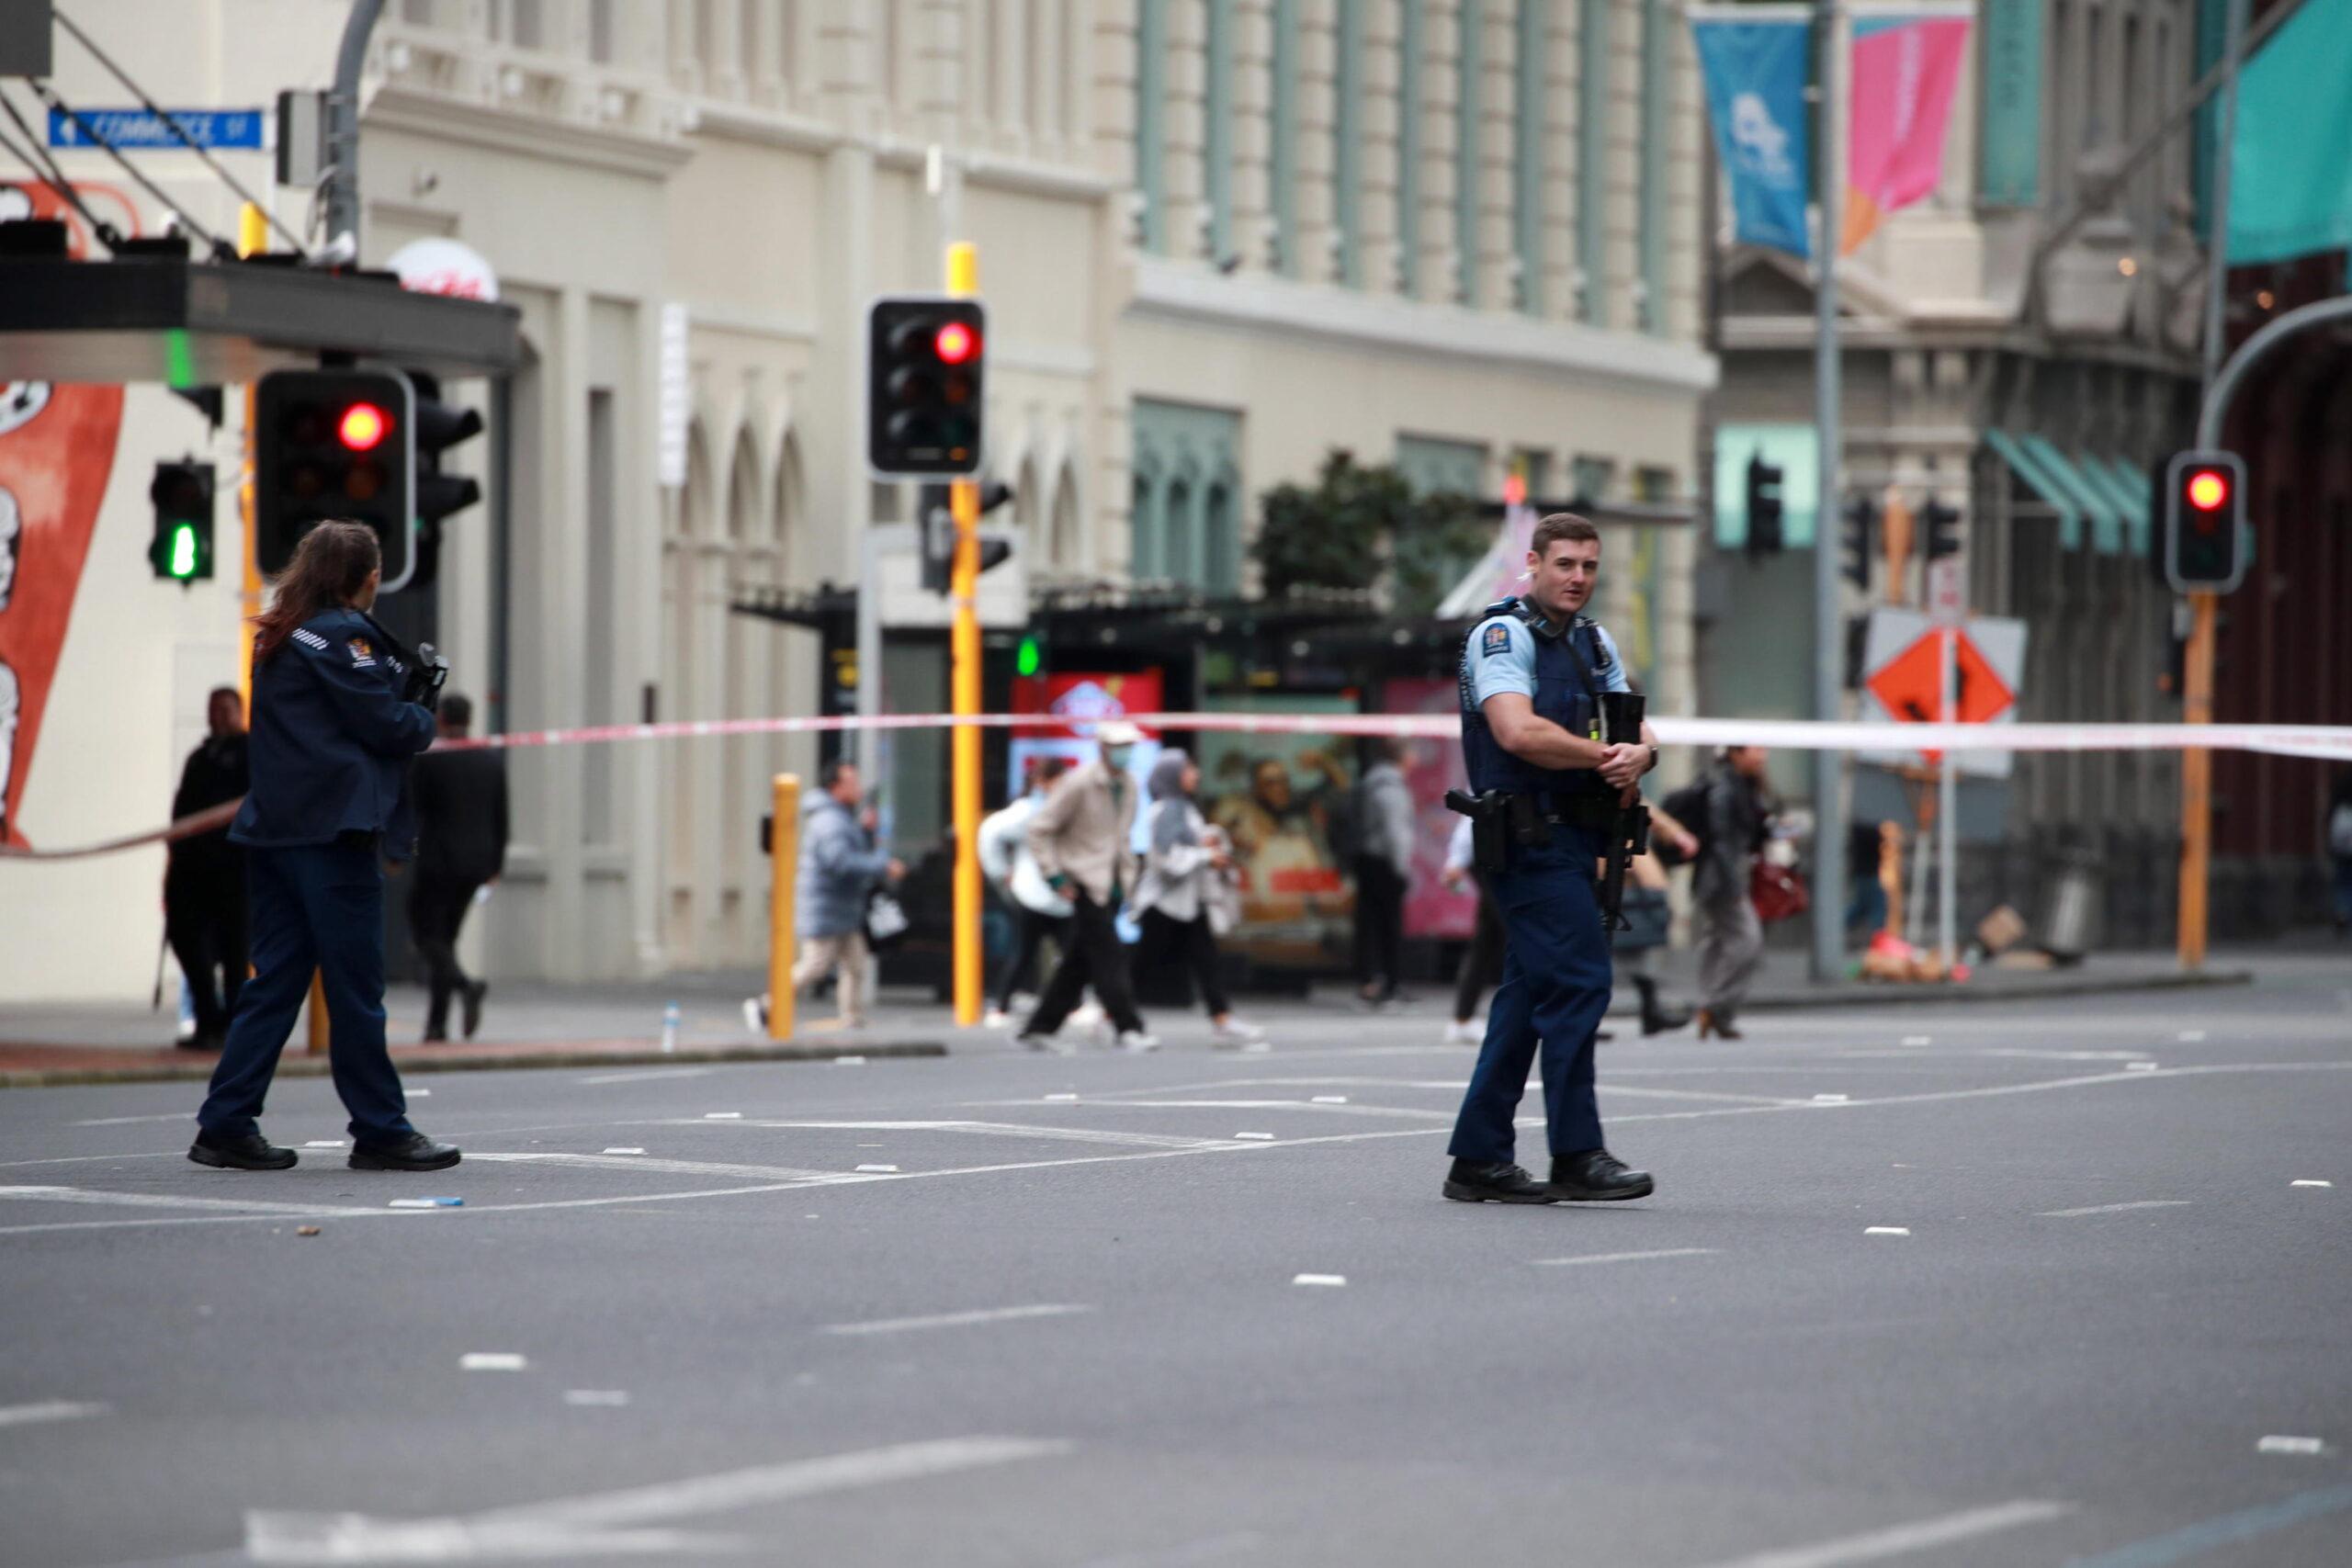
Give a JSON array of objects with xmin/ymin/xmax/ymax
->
[
  {"xmin": 868, "ymin": 297, "xmax": 987, "ymax": 477},
  {"xmin": 2161, "ymin": 450, "xmax": 2246, "ymax": 594},
  {"xmin": 148, "ymin": 460, "xmax": 215, "ymax": 582}
]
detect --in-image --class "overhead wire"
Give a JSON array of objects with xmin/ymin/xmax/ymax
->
[
  {"xmin": 0, "ymin": 88, "xmax": 119, "ymax": 253},
  {"xmin": 28, "ymin": 80, "xmax": 226, "ymax": 255}
]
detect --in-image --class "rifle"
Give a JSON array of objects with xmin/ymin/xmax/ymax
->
[{"xmin": 1596, "ymin": 692, "xmax": 1650, "ymax": 930}]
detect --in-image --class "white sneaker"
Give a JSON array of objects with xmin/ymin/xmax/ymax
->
[
  {"xmin": 984, "ymin": 1008, "xmax": 1012, "ymax": 1030},
  {"xmin": 742, "ymin": 997, "xmax": 768, "ymax": 1034},
  {"xmin": 1070, "ymin": 1002, "xmax": 1106, "ymax": 1030},
  {"xmin": 1212, "ymin": 1017, "xmax": 1265, "ymax": 1046},
  {"xmin": 1116, "ymin": 1030, "xmax": 1161, "ymax": 1053},
  {"xmin": 1008, "ymin": 991, "xmax": 1040, "ymax": 1015},
  {"xmin": 1443, "ymin": 1020, "xmax": 1481, "ymax": 1045}
]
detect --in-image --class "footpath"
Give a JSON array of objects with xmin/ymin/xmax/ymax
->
[{"xmin": 0, "ymin": 944, "xmax": 2288, "ymax": 1089}]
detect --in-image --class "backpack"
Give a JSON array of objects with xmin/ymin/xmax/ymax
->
[{"xmin": 1657, "ymin": 777, "xmax": 1712, "ymax": 865}]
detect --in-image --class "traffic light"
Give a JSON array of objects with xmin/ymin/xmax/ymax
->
[
  {"xmin": 1015, "ymin": 635, "xmax": 1044, "ymax": 677},
  {"xmin": 255, "ymin": 367, "xmax": 416, "ymax": 587},
  {"xmin": 406, "ymin": 371, "xmax": 485, "ymax": 589},
  {"xmin": 148, "ymin": 460, "xmax": 214, "ymax": 582},
  {"xmin": 918, "ymin": 479, "xmax": 1015, "ymax": 594},
  {"xmin": 2161, "ymin": 449, "xmax": 2246, "ymax": 593},
  {"xmin": 1921, "ymin": 498, "xmax": 1962, "ymax": 561},
  {"xmin": 1839, "ymin": 494, "xmax": 1877, "ymax": 591},
  {"xmin": 868, "ymin": 297, "xmax": 987, "ymax": 477},
  {"xmin": 1744, "ymin": 456, "xmax": 1783, "ymax": 554}
]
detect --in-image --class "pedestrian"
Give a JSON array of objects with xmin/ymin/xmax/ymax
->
[
  {"xmin": 1351, "ymin": 736, "xmax": 1416, "ymax": 1009},
  {"xmin": 1130, "ymin": 749, "xmax": 1263, "ymax": 1045},
  {"xmin": 2329, "ymin": 769, "xmax": 2352, "ymax": 937},
  {"xmin": 164, "ymin": 685, "xmax": 249, "ymax": 1053},
  {"xmin": 1443, "ymin": 513, "xmax": 1657, "ymax": 1204},
  {"xmin": 190, "ymin": 520, "xmax": 459, "ymax": 1174},
  {"xmin": 1691, "ymin": 745, "xmax": 1773, "ymax": 1040},
  {"xmin": 406, "ymin": 692, "xmax": 507, "ymax": 1043},
  {"xmin": 1019, "ymin": 721, "xmax": 1158, "ymax": 1053},
  {"xmin": 978, "ymin": 756, "xmax": 1073, "ymax": 1026},
  {"xmin": 782, "ymin": 760, "xmax": 903, "ymax": 1032},
  {"xmin": 1440, "ymin": 814, "xmax": 1502, "ymax": 1045},
  {"xmin": 1617, "ymin": 804, "xmax": 1698, "ymax": 1037}
]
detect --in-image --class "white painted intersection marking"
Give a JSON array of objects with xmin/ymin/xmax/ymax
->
[
  {"xmin": 821, "ymin": 1304, "xmax": 1091, "ymax": 1336},
  {"xmin": 1865, "ymin": 1227, "xmax": 1911, "ymax": 1236},
  {"xmin": 855, "ymin": 1164, "xmax": 899, "ymax": 1173},
  {"xmin": 460, "ymin": 1354, "xmax": 526, "ymax": 1371},
  {"xmin": 464, "ymin": 1151, "xmax": 845, "ymax": 1183},
  {"xmin": 579, "ymin": 1066, "xmax": 713, "ymax": 1086},
  {"xmin": 2039, "ymin": 1201, "xmax": 2192, "ymax": 1218},
  {"xmin": 1293, "ymin": 1274, "xmax": 1347, "ymax": 1287},
  {"xmin": 69, "ymin": 1111, "xmax": 198, "ymax": 1127},
  {"xmin": 684, "ymin": 1119, "xmax": 1243, "ymax": 1151},
  {"xmin": 2292, "ymin": 1179, "xmax": 2333, "ymax": 1189},
  {"xmin": 1531, "ymin": 1248, "xmax": 1718, "ymax": 1269},
  {"xmin": 0, "ymin": 1184, "xmax": 372, "ymax": 1219},
  {"xmin": 1683, "ymin": 1499, "xmax": 2072, "ymax": 1568},
  {"xmin": 0, "ymin": 1398, "xmax": 109, "ymax": 1428},
  {"xmin": 2257, "ymin": 1435, "xmax": 2327, "ymax": 1455},
  {"xmin": 242, "ymin": 1435, "xmax": 1072, "ymax": 1563}
]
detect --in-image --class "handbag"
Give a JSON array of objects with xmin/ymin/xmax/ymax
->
[
  {"xmin": 864, "ymin": 886, "xmax": 911, "ymax": 951},
  {"xmin": 1749, "ymin": 861, "xmax": 1809, "ymax": 924},
  {"xmin": 1614, "ymin": 886, "xmax": 1671, "ymax": 952}
]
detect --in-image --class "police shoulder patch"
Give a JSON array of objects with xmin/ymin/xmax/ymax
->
[{"xmin": 1479, "ymin": 621, "xmax": 1513, "ymax": 658}]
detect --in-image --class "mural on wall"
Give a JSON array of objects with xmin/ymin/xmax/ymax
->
[{"xmin": 0, "ymin": 181, "xmax": 134, "ymax": 846}]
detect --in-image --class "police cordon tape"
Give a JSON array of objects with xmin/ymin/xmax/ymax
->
[{"xmin": 6, "ymin": 709, "xmax": 2349, "ymax": 863}]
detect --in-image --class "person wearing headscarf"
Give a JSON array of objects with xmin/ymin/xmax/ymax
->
[{"xmin": 1129, "ymin": 749, "xmax": 1263, "ymax": 1046}]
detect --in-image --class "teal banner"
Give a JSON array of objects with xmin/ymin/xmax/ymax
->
[
  {"xmin": 2228, "ymin": 0, "xmax": 2352, "ymax": 265},
  {"xmin": 1977, "ymin": 0, "xmax": 2042, "ymax": 208}
]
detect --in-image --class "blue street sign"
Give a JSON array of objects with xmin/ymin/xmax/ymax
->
[{"xmin": 47, "ymin": 107, "xmax": 267, "ymax": 152}]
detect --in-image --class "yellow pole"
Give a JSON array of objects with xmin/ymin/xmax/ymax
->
[
  {"xmin": 2177, "ymin": 591, "xmax": 2216, "ymax": 969},
  {"xmin": 945, "ymin": 241, "xmax": 984, "ymax": 1026},
  {"xmin": 768, "ymin": 773, "xmax": 800, "ymax": 1041}
]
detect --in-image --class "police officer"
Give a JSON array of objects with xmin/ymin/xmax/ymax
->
[
  {"xmin": 1443, "ymin": 513, "xmax": 1659, "ymax": 1204},
  {"xmin": 189, "ymin": 521, "xmax": 461, "ymax": 1174}
]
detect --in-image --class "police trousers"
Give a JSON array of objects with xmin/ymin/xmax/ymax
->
[
  {"xmin": 1447, "ymin": 830, "xmax": 1611, "ymax": 1164},
  {"xmin": 198, "ymin": 840, "xmax": 414, "ymax": 1145}
]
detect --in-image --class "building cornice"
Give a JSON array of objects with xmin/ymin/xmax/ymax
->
[
  {"xmin": 367, "ymin": 85, "xmax": 693, "ymax": 181},
  {"xmin": 1719, "ymin": 314, "xmax": 2201, "ymax": 377},
  {"xmin": 1129, "ymin": 258, "xmax": 1718, "ymax": 395}
]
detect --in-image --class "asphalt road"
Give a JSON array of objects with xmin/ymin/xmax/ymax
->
[{"xmin": 3, "ymin": 974, "xmax": 2348, "ymax": 1568}]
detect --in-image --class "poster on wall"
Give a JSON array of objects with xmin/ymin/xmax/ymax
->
[
  {"xmin": 1196, "ymin": 695, "xmax": 1358, "ymax": 970},
  {"xmin": 0, "ymin": 181, "xmax": 134, "ymax": 847},
  {"xmin": 1385, "ymin": 677, "xmax": 1476, "ymax": 942}
]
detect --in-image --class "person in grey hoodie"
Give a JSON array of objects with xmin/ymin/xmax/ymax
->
[
  {"xmin": 1351, "ymin": 736, "xmax": 1418, "ymax": 1008},
  {"xmin": 1130, "ymin": 750, "xmax": 1263, "ymax": 1045},
  {"xmin": 790, "ymin": 760, "xmax": 902, "ymax": 1030}
]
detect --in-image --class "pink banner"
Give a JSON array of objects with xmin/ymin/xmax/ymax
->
[{"xmin": 1843, "ymin": 17, "xmax": 1971, "ymax": 254}]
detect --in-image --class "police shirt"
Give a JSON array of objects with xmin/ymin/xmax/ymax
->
[
  {"xmin": 229, "ymin": 607, "xmax": 437, "ymax": 856},
  {"xmin": 1467, "ymin": 612, "xmax": 1634, "ymax": 709}
]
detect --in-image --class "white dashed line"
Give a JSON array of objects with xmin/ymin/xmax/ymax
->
[
  {"xmin": 1311, "ymin": 1096, "xmax": 1349, "ymax": 1104},
  {"xmin": 303, "ymin": 1141, "xmax": 345, "ymax": 1148},
  {"xmin": 579, "ymin": 1066, "xmax": 712, "ymax": 1086},
  {"xmin": 821, "ymin": 1304, "xmax": 1092, "ymax": 1336},
  {"xmin": 564, "ymin": 1390, "xmax": 631, "ymax": 1407},
  {"xmin": 602, "ymin": 1147, "xmax": 646, "ymax": 1156},
  {"xmin": 2178, "ymin": 1031, "xmax": 2207, "ymax": 1043},
  {"xmin": 2292, "ymin": 1179, "xmax": 2333, "ymax": 1189},
  {"xmin": 703, "ymin": 1111, "xmax": 743, "ymax": 1120},
  {"xmin": 2256, "ymin": 1435, "xmax": 2326, "ymax": 1455},
  {"xmin": 2039, "ymin": 1201, "xmax": 2192, "ymax": 1218},
  {"xmin": 1864, "ymin": 1227, "xmax": 1911, "ymax": 1236},
  {"xmin": 1531, "ymin": 1248, "xmax": 1718, "ymax": 1269},
  {"xmin": 2127, "ymin": 1061, "xmax": 2160, "ymax": 1072},
  {"xmin": 460, "ymin": 1353, "xmax": 526, "ymax": 1371},
  {"xmin": 855, "ymin": 1164, "xmax": 899, "ymax": 1173},
  {"xmin": 1044, "ymin": 1093, "xmax": 1079, "ymax": 1102},
  {"xmin": 0, "ymin": 1399, "xmax": 109, "ymax": 1428},
  {"xmin": 1292, "ymin": 1274, "xmax": 1346, "ymax": 1287},
  {"xmin": 1233, "ymin": 1132, "xmax": 1276, "ymax": 1141},
  {"xmin": 1901, "ymin": 1036, "xmax": 1932, "ymax": 1046},
  {"xmin": 1683, "ymin": 1499, "xmax": 2072, "ymax": 1568},
  {"xmin": 1812, "ymin": 1094, "xmax": 1850, "ymax": 1104},
  {"xmin": 835, "ymin": 1055, "xmax": 867, "ymax": 1066}
]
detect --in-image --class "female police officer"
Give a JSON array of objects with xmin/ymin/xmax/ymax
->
[{"xmin": 188, "ymin": 521, "xmax": 461, "ymax": 1174}]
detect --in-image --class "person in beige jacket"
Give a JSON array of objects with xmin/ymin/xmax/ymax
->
[{"xmin": 1019, "ymin": 722, "xmax": 1158, "ymax": 1052}]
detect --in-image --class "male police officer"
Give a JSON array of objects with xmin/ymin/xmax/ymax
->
[{"xmin": 1443, "ymin": 513, "xmax": 1659, "ymax": 1204}]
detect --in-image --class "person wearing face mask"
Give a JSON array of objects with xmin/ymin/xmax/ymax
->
[{"xmin": 1019, "ymin": 722, "xmax": 1158, "ymax": 1053}]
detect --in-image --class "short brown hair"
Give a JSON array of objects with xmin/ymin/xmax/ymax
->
[{"xmin": 1531, "ymin": 513, "xmax": 1600, "ymax": 558}]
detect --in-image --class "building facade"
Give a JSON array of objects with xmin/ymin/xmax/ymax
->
[{"xmin": 2, "ymin": 0, "xmax": 1715, "ymax": 1003}]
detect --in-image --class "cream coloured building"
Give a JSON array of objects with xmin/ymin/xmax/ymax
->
[{"xmin": 1, "ymin": 0, "xmax": 1714, "ymax": 1003}]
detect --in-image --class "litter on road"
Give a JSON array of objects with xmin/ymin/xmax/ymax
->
[
  {"xmin": 459, "ymin": 1354, "xmax": 526, "ymax": 1371},
  {"xmin": 295, "ymin": 1226, "xmax": 321, "ymax": 1237}
]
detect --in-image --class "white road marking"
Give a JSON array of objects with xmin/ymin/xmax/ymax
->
[
  {"xmin": 1293, "ymin": 1274, "xmax": 1346, "ymax": 1287},
  {"xmin": 243, "ymin": 1435, "xmax": 1071, "ymax": 1563},
  {"xmin": 466, "ymin": 1151, "xmax": 842, "ymax": 1182},
  {"xmin": 2127, "ymin": 1061, "xmax": 2160, "ymax": 1071},
  {"xmin": 1865, "ymin": 1227, "xmax": 1911, "ymax": 1236},
  {"xmin": 1901, "ymin": 1035, "xmax": 1932, "ymax": 1046},
  {"xmin": 410, "ymin": 1089, "xmax": 430, "ymax": 1097},
  {"xmin": 702, "ymin": 1111, "xmax": 742, "ymax": 1120},
  {"xmin": 821, "ymin": 1303, "xmax": 1091, "ymax": 1336},
  {"xmin": 1233, "ymin": 1132, "xmax": 1275, "ymax": 1141},
  {"xmin": 1020, "ymin": 1099, "xmax": 1455, "ymax": 1122},
  {"xmin": 835, "ymin": 1055, "xmax": 866, "ymax": 1066},
  {"xmin": 0, "ymin": 1398, "xmax": 109, "ymax": 1428},
  {"xmin": 603, "ymin": 1147, "xmax": 646, "ymax": 1156},
  {"xmin": 1813, "ymin": 1094, "xmax": 1850, "ymax": 1104},
  {"xmin": 579, "ymin": 1066, "xmax": 712, "ymax": 1086},
  {"xmin": 1045, "ymin": 1093, "xmax": 1079, "ymax": 1101},
  {"xmin": 460, "ymin": 1353, "xmax": 526, "ymax": 1371},
  {"xmin": 388, "ymin": 1198, "xmax": 456, "ymax": 1209},
  {"xmin": 1532, "ymin": 1248, "xmax": 1718, "ymax": 1269},
  {"xmin": 69, "ymin": 1111, "xmax": 197, "ymax": 1127},
  {"xmin": 564, "ymin": 1390, "xmax": 631, "ymax": 1407},
  {"xmin": 694, "ymin": 1118, "xmax": 1240, "ymax": 1150},
  {"xmin": 2178, "ymin": 1030, "xmax": 2207, "ymax": 1043},
  {"xmin": 2039, "ymin": 1201, "xmax": 2192, "ymax": 1217},
  {"xmin": 854, "ymin": 1164, "xmax": 899, "ymax": 1173},
  {"xmin": 303, "ymin": 1141, "xmax": 345, "ymax": 1148},
  {"xmin": 2292, "ymin": 1179, "xmax": 2333, "ymax": 1189},
  {"xmin": 1683, "ymin": 1499, "xmax": 2071, "ymax": 1568},
  {"xmin": 0, "ymin": 1184, "xmax": 371, "ymax": 1219},
  {"xmin": 2257, "ymin": 1435, "xmax": 2326, "ymax": 1455},
  {"xmin": 1311, "ymin": 1096, "xmax": 1349, "ymax": 1104}
]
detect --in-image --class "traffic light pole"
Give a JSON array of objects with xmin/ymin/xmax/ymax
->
[
  {"xmin": 2177, "ymin": 592, "xmax": 2215, "ymax": 969},
  {"xmin": 945, "ymin": 241, "xmax": 985, "ymax": 1028}
]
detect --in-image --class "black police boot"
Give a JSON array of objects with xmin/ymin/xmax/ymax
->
[
  {"xmin": 1443, "ymin": 1159, "xmax": 1560, "ymax": 1204},
  {"xmin": 1548, "ymin": 1149, "xmax": 1655, "ymax": 1201},
  {"xmin": 188, "ymin": 1130, "xmax": 298, "ymax": 1171},
  {"xmin": 1634, "ymin": 976, "xmax": 1692, "ymax": 1036},
  {"xmin": 348, "ymin": 1132, "xmax": 462, "ymax": 1172}
]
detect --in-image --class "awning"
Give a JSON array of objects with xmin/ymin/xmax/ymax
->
[
  {"xmin": 1984, "ymin": 429, "xmax": 2082, "ymax": 549},
  {"xmin": 2079, "ymin": 456, "xmax": 2152, "ymax": 556},
  {"xmin": 2018, "ymin": 434, "xmax": 2123, "ymax": 554}
]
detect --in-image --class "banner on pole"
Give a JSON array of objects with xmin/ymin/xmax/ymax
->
[
  {"xmin": 1843, "ymin": 10, "xmax": 1972, "ymax": 253},
  {"xmin": 1690, "ymin": 12, "xmax": 1815, "ymax": 259}
]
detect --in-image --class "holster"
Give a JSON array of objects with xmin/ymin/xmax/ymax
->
[{"xmin": 1444, "ymin": 788, "xmax": 1510, "ymax": 876}]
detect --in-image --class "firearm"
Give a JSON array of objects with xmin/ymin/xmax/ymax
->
[
  {"xmin": 1596, "ymin": 691, "xmax": 1650, "ymax": 930},
  {"xmin": 403, "ymin": 641, "xmax": 451, "ymax": 714}
]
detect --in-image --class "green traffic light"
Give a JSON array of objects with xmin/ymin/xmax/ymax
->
[
  {"xmin": 1015, "ymin": 637, "xmax": 1042, "ymax": 678},
  {"xmin": 167, "ymin": 522, "xmax": 199, "ymax": 580}
]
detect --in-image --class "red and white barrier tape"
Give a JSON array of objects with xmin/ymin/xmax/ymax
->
[{"xmin": 6, "ymin": 710, "xmax": 2348, "ymax": 862}]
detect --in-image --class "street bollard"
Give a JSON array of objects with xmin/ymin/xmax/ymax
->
[{"xmin": 768, "ymin": 774, "xmax": 800, "ymax": 1042}]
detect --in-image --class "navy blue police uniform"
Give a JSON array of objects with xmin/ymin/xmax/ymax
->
[
  {"xmin": 1447, "ymin": 597, "xmax": 1634, "ymax": 1174},
  {"xmin": 197, "ymin": 607, "xmax": 436, "ymax": 1149}
]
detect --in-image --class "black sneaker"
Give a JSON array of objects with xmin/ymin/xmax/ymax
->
[
  {"xmin": 1442, "ymin": 1159, "xmax": 1560, "ymax": 1204},
  {"xmin": 1548, "ymin": 1149, "xmax": 1654, "ymax": 1201},
  {"xmin": 188, "ymin": 1131, "xmax": 297, "ymax": 1170},
  {"xmin": 348, "ymin": 1132, "xmax": 462, "ymax": 1172}
]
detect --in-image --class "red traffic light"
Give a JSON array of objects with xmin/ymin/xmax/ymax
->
[
  {"xmin": 933, "ymin": 321, "xmax": 978, "ymax": 365},
  {"xmin": 338, "ymin": 402, "xmax": 390, "ymax": 452},
  {"xmin": 2185, "ymin": 468, "xmax": 2229, "ymax": 512}
]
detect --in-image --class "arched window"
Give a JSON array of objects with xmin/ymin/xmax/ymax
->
[
  {"xmin": 1131, "ymin": 463, "xmax": 1160, "ymax": 579},
  {"xmin": 1204, "ymin": 478, "xmax": 1236, "ymax": 596},
  {"xmin": 1164, "ymin": 470, "xmax": 1195, "ymax": 584},
  {"xmin": 1049, "ymin": 464, "xmax": 1081, "ymax": 571}
]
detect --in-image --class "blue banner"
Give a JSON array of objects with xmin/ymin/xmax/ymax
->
[
  {"xmin": 1691, "ymin": 17, "xmax": 1814, "ymax": 258},
  {"xmin": 48, "ymin": 107, "xmax": 266, "ymax": 152}
]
